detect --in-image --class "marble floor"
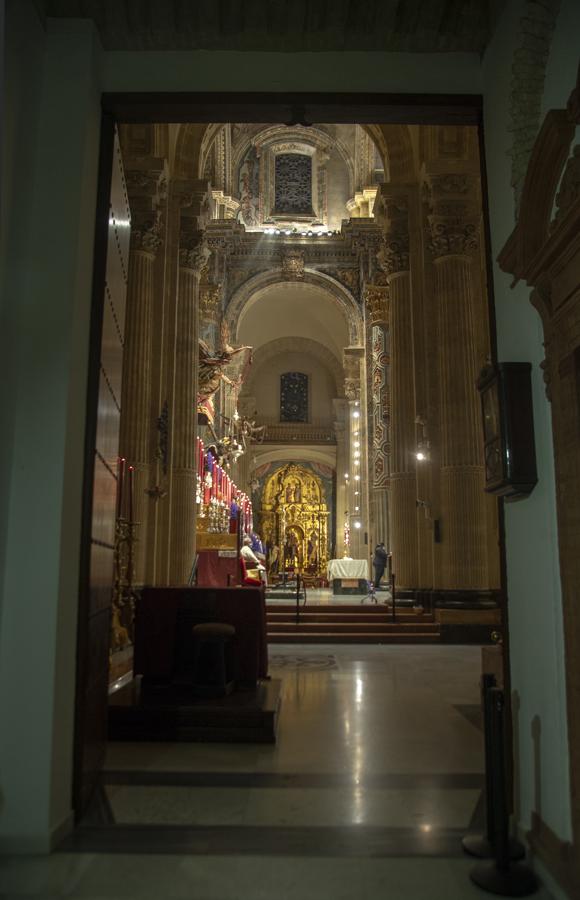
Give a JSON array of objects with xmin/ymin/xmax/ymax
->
[{"xmin": 0, "ymin": 645, "xmax": 555, "ymax": 899}]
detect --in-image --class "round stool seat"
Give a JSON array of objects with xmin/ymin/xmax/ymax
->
[{"xmin": 192, "ymin": 622, "xmax": 235, "ymax": 640}]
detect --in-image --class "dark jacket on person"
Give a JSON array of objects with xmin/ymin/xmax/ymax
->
[{"xmin": 373, "ymin": 545, "xmax": 388, "ymax": 569}]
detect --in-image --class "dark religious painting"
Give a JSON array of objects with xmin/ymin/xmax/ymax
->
[
  {"xmin": 274, "ymin": 154, "xmax": 313, "ymax": 216},
  {"xmin": 280, "ymin": 372, "xmax": 309, "ymax": 422}
]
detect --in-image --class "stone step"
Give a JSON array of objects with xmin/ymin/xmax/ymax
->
[
  {"xmin": 267, "ymin": 621, "xmax": 440, "ymax": 634},
  {"xmin": 266, "ymin": 611, "xmax": 434, "ymax": 625},
  {"xmin": 267, "ymin": 632, "xmax": 440, "ymax": 644}
]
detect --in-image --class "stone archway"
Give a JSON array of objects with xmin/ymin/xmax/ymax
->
[{"xmin": 225, "ymin": 267, "xmax": 364, "ymax": 347}]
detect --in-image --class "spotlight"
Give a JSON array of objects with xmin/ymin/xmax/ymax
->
[
  {"xmin": 353, "ymin": 411, "xmax": 360, "ymax": 419},
  {"xmin": 284, "ymin": 229, "xmax": 291, "ymax": 235},
  {"xmin": 354, "ymin": 475, "xmax": 360, "ymax": 481},
  {"xmin": 355, "ymin": 506, "xmax": 359, "ymax": 511},
  {"xmin": 416, "ymin": 452, "xmax": 426, "ymax": 461},
  {"xmin": 344, "ymin": 473, "xmax": 350, "ymax": 478},
  {"xmin": 307, "ymin": 231, "xmax": 313, "ymax": 236},
  {"xmin": 354, "ymin": 521, "xmax": 361, "ymax": 529},
  {"xmin": 275, "ymin": 229, "xmax": 281, "ymax": 235},
  {"xmin": 354, "ymin": 441, "xmax": 360, "ymax": 448}
]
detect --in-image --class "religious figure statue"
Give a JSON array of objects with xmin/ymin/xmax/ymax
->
[{"xmin": 268, "ymin": 544, "xmax": 280, "ymax": 577}]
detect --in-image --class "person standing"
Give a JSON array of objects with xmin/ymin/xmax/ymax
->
[{"xmin": 372, "ymin": 542, "xmax": 388, "ymax": 589}]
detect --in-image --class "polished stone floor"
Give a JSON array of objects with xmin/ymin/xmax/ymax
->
[{"xmin": 0, "ymin": 645, "xmax": 555, "ymax": 899}]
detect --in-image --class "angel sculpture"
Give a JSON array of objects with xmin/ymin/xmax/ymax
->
[
  {"xmin": 198, "ymin": 323, "xmax": 253, "ymax": 403},
  {"xmin": 239, "ymin": 417, "xmax": 266, "ymax": 450}
]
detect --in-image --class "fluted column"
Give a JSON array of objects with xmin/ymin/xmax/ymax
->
[
  {"xmin": 378, "ymin": 192, "xmax": 418, "ymax": 590},
  {"xmin": 427, "ymin": 174, "xmax": 488, "ymax": 590},
  {"xmin": 119, "ymin": 172, "xmax": 164, "ymax": 585},
  {"xmin": 168, "ymin": 218, "xmax": 210, "ymax": 584}
]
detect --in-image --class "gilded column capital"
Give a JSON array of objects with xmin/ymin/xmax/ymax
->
[
  {"xmin": 423, "ymin": 172, "xmax": 481, "ymax": 260},
  {"xmin": 427, "ymin": 218, "xmax": 479, "ymax": 259},
  {"xmin": 344, "ymin": 378, "xmax": 361, "ymax": 402},
  {"xmin": 376, "ymin": 190, "xmax": 410, "ymax": 276},
  {"xmin": 130, "ymin": 211, "xmax": 163, "ymax": 254},
  {"xmin": 363, "ymin": 283, "xmax": 390, "ymax": 326},
  {"xmin": 179, "ymin": 217, "xmax": 210, "ymax": 273},
  {"xmin": 126, "ymin": 164, "xmax": 168, "ymax": 255}
]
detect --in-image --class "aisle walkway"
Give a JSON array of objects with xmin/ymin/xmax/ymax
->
[{"xmin": 1, "ymin": 646, "xmax": 555, "ymax": 899}]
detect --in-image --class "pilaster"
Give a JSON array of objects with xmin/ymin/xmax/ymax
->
[
  {"xmin": 426, "ymin": 172, "xmax": 488, "ymax": 590},
  {"xmin": 119, "ymin": 163, "xmax": 166, "ymax": 585},
  {"xmin": 377, "ymin": 190, "xmax": 418, "ymax": 590}
]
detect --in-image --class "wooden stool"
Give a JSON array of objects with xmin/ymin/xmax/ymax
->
[{"xmin": 191, "ymin": 622, "xmax": 236, "ymax": 697}]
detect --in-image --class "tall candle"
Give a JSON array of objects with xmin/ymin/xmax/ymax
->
[
  {"xmin": 128, "ymin": 465, "xmax": 134, "ymax": 523},
  {"xmin": 116, "ymin": 457, "xmax": 125, "ymax": 519}
]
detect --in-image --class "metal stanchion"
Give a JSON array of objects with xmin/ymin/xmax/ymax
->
[
  {"xmin": 463, "ymin": 677, "xmax": 525, "ymax": 861},
  {"xmin": 295, "ymin": 574, "xmax": 300, "ymax": 625},
  {"xmin": 469, "ymin": 688, "xmax": 538, "ymax": 896},
  {"xmin": 391, "ymin": 573, "xmax": 396, "ymax": 622}
]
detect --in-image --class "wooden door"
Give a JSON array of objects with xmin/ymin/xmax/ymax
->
[{"xmin": 74, "ymin": 119, "xmax": 130, "ymax": 817}]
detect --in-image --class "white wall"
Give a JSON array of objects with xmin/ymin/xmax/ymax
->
[
  {"xmin": 0, "ymin": 4, "xmax": 102, "ymax": 851},
  {"xmin": 482, "ymin": 0, "xmax": 576, "ymax": 847}
]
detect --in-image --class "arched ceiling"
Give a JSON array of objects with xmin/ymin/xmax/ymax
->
[
  {"xmin": 236, "ymin": 281, "xmax": 351, "ymax": 359},
  {"xmin": 244, "ymin": 336, "xmax": 345, "ymax": 398}
]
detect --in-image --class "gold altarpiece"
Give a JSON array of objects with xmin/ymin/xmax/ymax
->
[{"xmin": 260, "ymin": 463, "xmax": 329, "ymax": 577}]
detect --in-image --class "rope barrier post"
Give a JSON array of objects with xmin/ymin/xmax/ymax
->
[
  {"xmin": 295, "ymin": 573, "xmax": 300, "ymax": 625},
  {"xmin": 391, "ymin": 573, "xmax": 396, "ymax": 623},
  {"xmin": 469, "ymin": 688, "xmax": 538, "ymax": 896}
]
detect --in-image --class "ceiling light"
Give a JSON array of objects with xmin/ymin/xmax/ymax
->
[
  {"xmin": 416, "ymin": 452, "xmax": 426, "ymax": 461},
  {"xmin": 354, "ymin": 521, "xmax": 361, "ymax": 529},
  {"xmin": 353, "ymin": 411, "xmax": 360, "ymax": 419}
]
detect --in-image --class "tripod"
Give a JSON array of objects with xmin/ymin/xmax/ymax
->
[{"xmin": 362, "ymin": 580, "xmax": 378, "ymax": 604}]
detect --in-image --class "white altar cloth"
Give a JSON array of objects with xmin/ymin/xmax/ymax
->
[{"xmin": 327, "ymin": 558, "xmax": 369, "ymax": 580}]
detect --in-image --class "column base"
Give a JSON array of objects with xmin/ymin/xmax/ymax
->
[{"xmin": 432, "ymin": 589, "xmax": 501, "ymax": 643}]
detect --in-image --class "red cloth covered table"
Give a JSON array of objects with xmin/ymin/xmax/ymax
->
[
  {"xmin": 134, "ymin": 586, "xmax": 268, "ymax": 685},
  {"xmin": 196, "ymin": 550, "xmax": 240, "ymax": 587}
]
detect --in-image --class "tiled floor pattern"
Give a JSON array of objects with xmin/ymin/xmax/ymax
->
[{"xmin": 0, "ymin": 645, "xmax": 555, "ymax": 898}]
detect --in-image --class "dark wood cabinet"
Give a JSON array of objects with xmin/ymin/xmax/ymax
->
[{"xmin": 477, "ymin": 363, "xmax": 538, "ymax": 500}]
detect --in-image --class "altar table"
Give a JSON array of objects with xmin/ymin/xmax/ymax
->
[{"xmin": 327, "ymin": 558, "xmax": 369, "ymax": 580}]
